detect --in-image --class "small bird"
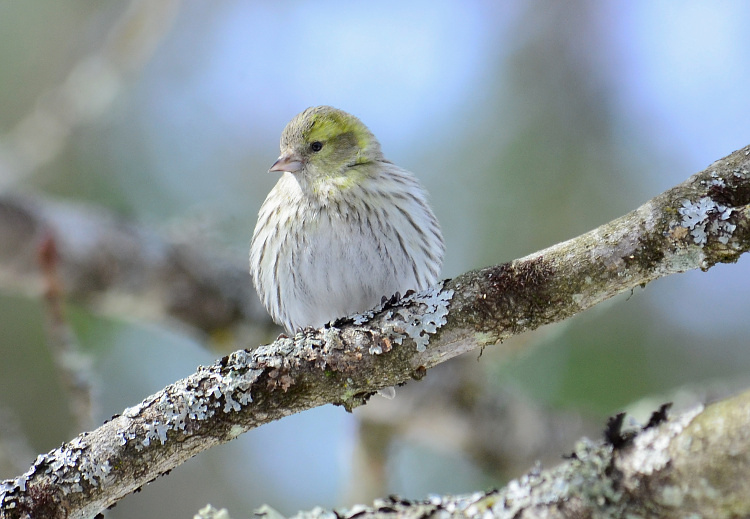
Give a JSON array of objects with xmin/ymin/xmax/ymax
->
[{"xmin": 250, "ymin": 106, "xmax": 444, "ymax": 333}]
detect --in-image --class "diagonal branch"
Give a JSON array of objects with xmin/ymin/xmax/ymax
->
[{"xmin": 1, "ymin": 145, "xmax": 750, "ymax": 518}]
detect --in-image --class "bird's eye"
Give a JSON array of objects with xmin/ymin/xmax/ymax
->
[{"xmin": 310, "ymin": 141, "xmax": 323, "ymax": 152}]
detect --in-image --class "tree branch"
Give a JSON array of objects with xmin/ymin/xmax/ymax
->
[
  {"xmin": 257, "ymin": 390, "xmax": 750, "ymax": 519},
  {"xmin": 1, "ymin": 145, "xmax": 749, "ymax": 518}
]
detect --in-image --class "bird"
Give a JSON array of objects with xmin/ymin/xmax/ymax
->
[{"xmin": 250, "ymin": 106, "xmax": 444, "ymax": 334}]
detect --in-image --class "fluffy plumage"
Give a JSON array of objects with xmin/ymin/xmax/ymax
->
[{"xmin": 250, "ymin": 106, "xmax": 444, "ymax": 333}]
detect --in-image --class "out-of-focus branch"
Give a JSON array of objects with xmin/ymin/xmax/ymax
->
[
  {"xmin": 349, "ymin": 351, "xmax": 599, "ymax": 502},
  {"xmin": 37, "ymin": 233, "xmax": 95, "ymax": 432},
  {"xmin": 351, "ymin": 362, "xmax": 750, "ymax": 503},
  {"xmin": 1, "ymin": 146, "xmax": 749, "ymax": 519},
  {"xmin": 0, "ymin": 194, "xmax": 270, "ymax": 336},
  {"xmin": 261, "ymin": 391, "xmax": 750, "ymax": 519},
  {"xmin": 0, "ymin": 0, "xmax": 182, "ymax": 189}
]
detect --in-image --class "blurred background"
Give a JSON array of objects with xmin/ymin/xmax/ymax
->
[{"xmin": 1, "ymin": 0, "xmax": 750, "ymax": 517}]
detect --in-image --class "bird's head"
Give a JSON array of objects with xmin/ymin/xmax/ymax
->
[{"xmin": 270, "ymin": 106, "xmax": 383, "ymax": 183}]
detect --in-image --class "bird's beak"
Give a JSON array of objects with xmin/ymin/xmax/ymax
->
[{"xmin": 269, "ymin": 152, "xmax": 303, "ymax": 173}]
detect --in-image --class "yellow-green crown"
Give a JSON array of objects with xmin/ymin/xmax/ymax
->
[{"xmin": 282, "ymin": 106, "xmax": 382, "ymax": 161}]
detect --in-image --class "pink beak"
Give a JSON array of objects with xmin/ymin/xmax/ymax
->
[{"xmin": 269, "ymin": 152, "xmax": 303, "ymax": 173}]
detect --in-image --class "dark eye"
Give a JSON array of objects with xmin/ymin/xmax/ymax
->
[{"xmin": 310, "ymin": 141, "xmax": 323, "ymax": 152}]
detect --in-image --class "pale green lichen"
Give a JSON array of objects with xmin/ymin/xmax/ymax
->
[{"xmin": 474, "ymin": 331, "xmax": 497, "ymax": 346}]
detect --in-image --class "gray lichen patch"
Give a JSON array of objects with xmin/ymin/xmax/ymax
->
[
  {"xmin": 0, "ymin": 431, "xmax": 115, "ymax": 513},
  {"xmin": 0, "ymin": 351, "xmax": 272, "ymax": 511},
  {"xmin": 115, "ymin": 357, "xmax": 263, "ymax": 451},
  {"xmin": 348, "ymin": 282, "xmax": 454, "ymax": 352},
  {"xmin": 385, "ymin": 283, "xmax": 454, "ymax": 352},
  {"xmin": 678, "ymin": 196, "xmax": 735, "ymax": 245},
  {"xmin": 675, "ymin": 166, "xmax": 750, "ymax": 251}
]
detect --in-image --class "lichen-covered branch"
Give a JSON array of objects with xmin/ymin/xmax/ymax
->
[
  {"xmin": 1, "ymin": 146, "xmax": 750, "ymax": 518},
  {"xmin": 257, "ymin": 390, "xmax": 750, "ymax": 519},
  {"xmin": 437, "ymin": 145, "xmax": 750, "ymax": 353}
]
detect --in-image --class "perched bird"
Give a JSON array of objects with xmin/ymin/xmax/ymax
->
[{"xmin": 250, "ymin": 106, "xmax": 444, "ymax": 333}]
